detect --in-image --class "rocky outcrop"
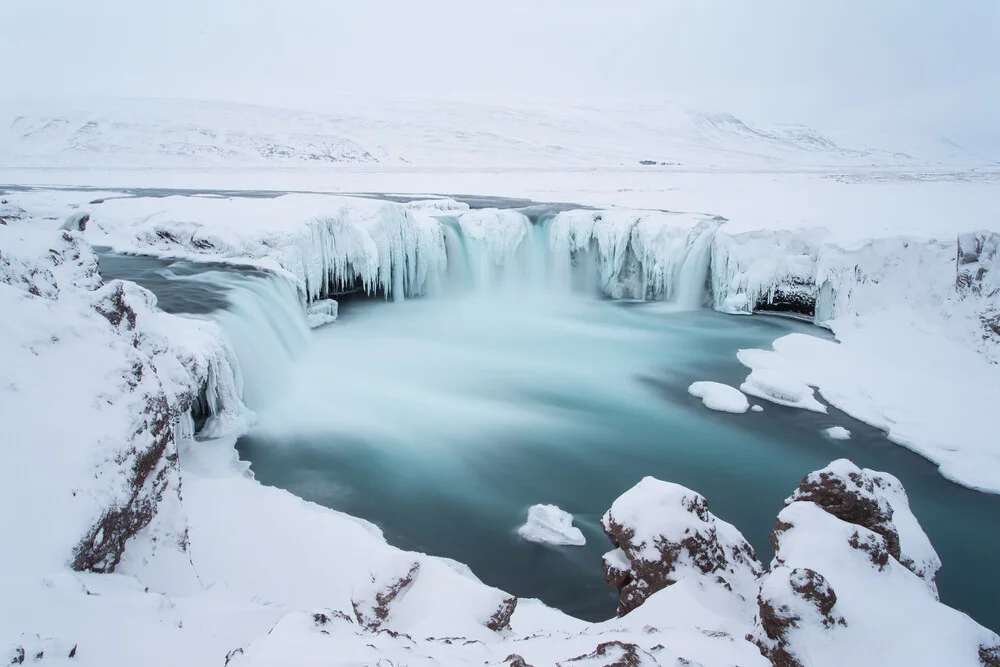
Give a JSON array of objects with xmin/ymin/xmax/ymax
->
[
  {"xmin": 560, "ymin": 641, "xmax": 659, "ymax": 667},
  {"xmin": 0, "ymin": 199, "xmax": 28, "ymax": 225},
  {"xmin": 747, "ymin": 459, "xmax": 997, "ymax": 667},
  {"xmin": 752, "ymin": 567, "xmax": 846, "ymax": 667},
  {"xmin": 600, "ymin": 476, "xmax": 762, "ymax": 616},
  {"xmin": 352, "ymin": 559, "xmax": 421, "ymax": 630},
  {"xmin": 485, "ymin": 595, "xmax": 517, "ymax": 632},
  {"xmin": 783, "ymin": 459, "xmax": 940, "ymax": 588},
  {"xmin": 71, "ymin": 391, "xmax": 178, "ymax": 572}
]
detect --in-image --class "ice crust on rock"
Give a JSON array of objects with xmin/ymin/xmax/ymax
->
[
  {"xmin": 517, "ymin": 504, "xmax": 586, "ymax": 547},
  {"xmin": 687, "ymin": 381, "xmax": 750, "ymax": 413}
]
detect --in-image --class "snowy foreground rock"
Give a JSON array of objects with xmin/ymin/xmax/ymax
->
[
  {"xmin": 601, "ymin": 462, "xmax": 999, "ymax": 667},
  {"xmin": 518, "ymin": 504, "xmax": 586, "ymax": 546}
]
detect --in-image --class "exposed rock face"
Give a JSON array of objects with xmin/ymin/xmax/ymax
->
[
  {"xmin": 485, "ymin": 595, "xmax": 517, "ymax": 632},
  {"xmin": 352, "ymin": 559, "xmax": 421, "ymax": 630},
  {"xmin": 784, "ymin": 459, "xmax": 940, "ymax": 589},
  {"xmin": 752, "ymin": 567, "xmax": 846, "ymax": 667},
  {"xmin": 600, "ymin": 476, "xmax": 762, "ymax": 616},
  {"xmin": 560, "ymin": 641, "xmax": 659, "ymax": 667},
  {"xmin": 71, "ymin": 392, "xmax": 178, "ymax": 572},
  {"xmin": 0, "ymin": 199, "xmax": 28, "ymax": 225}
]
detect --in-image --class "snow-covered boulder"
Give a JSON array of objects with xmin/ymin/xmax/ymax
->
[
  {"xmin": 752, "ymin": 500, "xmax": 999, "ymax": 667},
  {"xmin": 749, "ymin": 459, "xmax": 999, "ymax": 667},
  {"xmin": 518, "ymin": 504, "xmax": 586, "ymax": 546},
  {"xmin": 600, "ymin": 476, "xmax": 762, "ymax": 617},
  {"xmin": 687, "ymin": 381, "xmax": 749, "ymax": 413},
  {"xmin": 782, "ymin": 459, "xmax": 940, "ymax": 588}
]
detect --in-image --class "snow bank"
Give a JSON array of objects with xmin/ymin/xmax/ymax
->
[
  {"xmin": 517, "ymin": 504, "xmax": 586, "ymax": 546},
  {"xmin": 687, "ymin": 381, "xmax": 750, "ymax": 413},
  {"xmin": 739, "ymin": 321, "xmax": 1000, "ymax": 493},
  {"xmin": 738, "ymin": 348, "xmax": 827, "ymax": 412}
]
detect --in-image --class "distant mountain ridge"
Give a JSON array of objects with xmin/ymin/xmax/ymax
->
[{"xmin": 1, "ymin": 98, "xmax": 993, "ymax": 170}]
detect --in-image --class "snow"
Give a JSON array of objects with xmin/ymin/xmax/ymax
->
[
  {"xmin": 7, "ymin": 98, "xmax": 994, "ymax": 173},
  {"xmin": 738, "ymin": 350, "xmax": 828, "ymax": 413},
  {"xmin": 2, "ymin": 96, "xmax": 1000, "ymax": 664},
  {"xmin": 517, "ymin": 504, "xmax": 586, "ymax": 547},
  {"xmin": 738, "ymin": 319, "xmax": 1000, "ymax": 493},
  {"xmin": 751, "ymin": 405, "xmax": 764, "ymax": 412},
  {"xmin": 687, "ymin": 381, "xmax": 750, "ymax": 413},
  {"xmin": 825, "ymin": 426, "xmax": 852, "ymax": 440}
]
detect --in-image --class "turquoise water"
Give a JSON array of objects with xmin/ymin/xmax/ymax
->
[{"xmin": 233, "ymin": 295, "xmax": 1000, "ymax": 629}]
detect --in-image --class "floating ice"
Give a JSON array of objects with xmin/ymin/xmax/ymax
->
[
  {"xmin": 825, "ymin": 426, "xmax": 852, "ymax": 440},
  {"xmin": 517, "ymin": 504, "xmax": 586, "ymax": 547},
  {"xmin": 687, "ymin": 381, "xmax": 749, "ymax": 414}
]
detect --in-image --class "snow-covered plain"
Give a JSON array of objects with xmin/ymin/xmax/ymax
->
[{"xmin": 2, "ymin": 96, "xmax": 1000, "ymax": 666}]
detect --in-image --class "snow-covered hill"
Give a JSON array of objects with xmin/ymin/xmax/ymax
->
[{"xmin": 2, "ymin": 98, "xmax": 992, "ymax": 171}]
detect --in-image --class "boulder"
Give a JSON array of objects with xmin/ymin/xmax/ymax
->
[{"xmin": 601, "ymin": 476, "xmax": 762, "ymax": 616}]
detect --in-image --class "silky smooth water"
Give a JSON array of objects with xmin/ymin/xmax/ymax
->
[
  {"xmin": 94, "ymin": 249, "xmax": 1000, "ymax": 631},
  {"xmin": 233, "ymin": 294, "xmax": 1000, "ymax": 630}
]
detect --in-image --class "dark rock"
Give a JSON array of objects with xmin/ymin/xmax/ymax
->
[
  {"xmin": 601, "ymin": 477, "xmax": 761, "ymax": 616},
  {"xmin": 71, "ymin": 392, "xmax": 175, "ymax": 572},
  {"xmin": 847, "ymin": 530, "xmax": 890, "ymax": 570},
  {"xmin": 560, "ymin": 640, "xmax": 657, "ymax": 666},
  {"xmin": 981, "ymin": 643, "xmax": 1000, "ymax": 667},
  {"xmin": 504, "ymin": 654, "xmax": 533, "ymax": 667},
  {"xmin": 352, "ymin": 560, "xmax": 421, "ymax": 630},
  {"xmin": 59, "ymin": 212, "xmax": 90, "ymax": 232},
  {"xmin": 751, "ymin": 568, "xmax": 845, "ymax": 667},
  {"xmin": 486, "ymin": 596, "xmax": 517, "ymax": 632},
  {"xmin": 224, "ymin": 648, "xmax": 244, "ymax": 666},
  {"xmin": 787, "ymin": 464, "xmax": 901, "ymax": 564}
]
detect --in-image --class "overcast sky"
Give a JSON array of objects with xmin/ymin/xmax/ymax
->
[{"xmin": 2, "ymin": 0, "xmax": 997, "ymax": 139}]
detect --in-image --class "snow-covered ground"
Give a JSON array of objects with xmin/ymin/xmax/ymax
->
[
  {"xmin": 2, "ymin": 96, "xmax": 1000, "ymax": 665},
  {"xmin": 5, "ymin": 98, "xmax": 997, "ymax": 172}
]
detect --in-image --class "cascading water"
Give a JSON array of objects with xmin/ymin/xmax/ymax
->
[
  {"xmin": 94, "ymin": 207, "xmax": 1000, "ymax": 631},
  {"xmin": 674, "ymin": 224, "xmax": 717, "ymax": 309},
  {"xmin": 186, "ymin": 270, "xmax": 312, "ymax": 411}
]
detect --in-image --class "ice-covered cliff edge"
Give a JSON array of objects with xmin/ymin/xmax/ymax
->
[{"xmin": 7, "ymin": 188, "xmax": 1000, "ymax": 493}]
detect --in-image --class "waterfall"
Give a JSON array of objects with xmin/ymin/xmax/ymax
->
[
  {"xmin": 674, "ymin": 224, "xmax": 716, "ymax": 309},
  {"xmin": 187, "ymin": 270, "xmax": 312, "ymax": 412}
]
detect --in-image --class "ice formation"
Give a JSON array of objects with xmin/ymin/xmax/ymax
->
[
  {"xmin": 825, "ymin": 426, "xmax": 852, "ymax": 440},
  {"xmin": 517, "ymin": 504, "xmax": 586, "ymax": 547},
  {"xmin": 687, "ymin": 381, "xmax": 750, "ymax": 413}
]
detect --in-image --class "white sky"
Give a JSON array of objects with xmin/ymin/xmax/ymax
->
[{"xmin": 2, "ymin": 0, "xmax": 997, "ymax": 140}]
